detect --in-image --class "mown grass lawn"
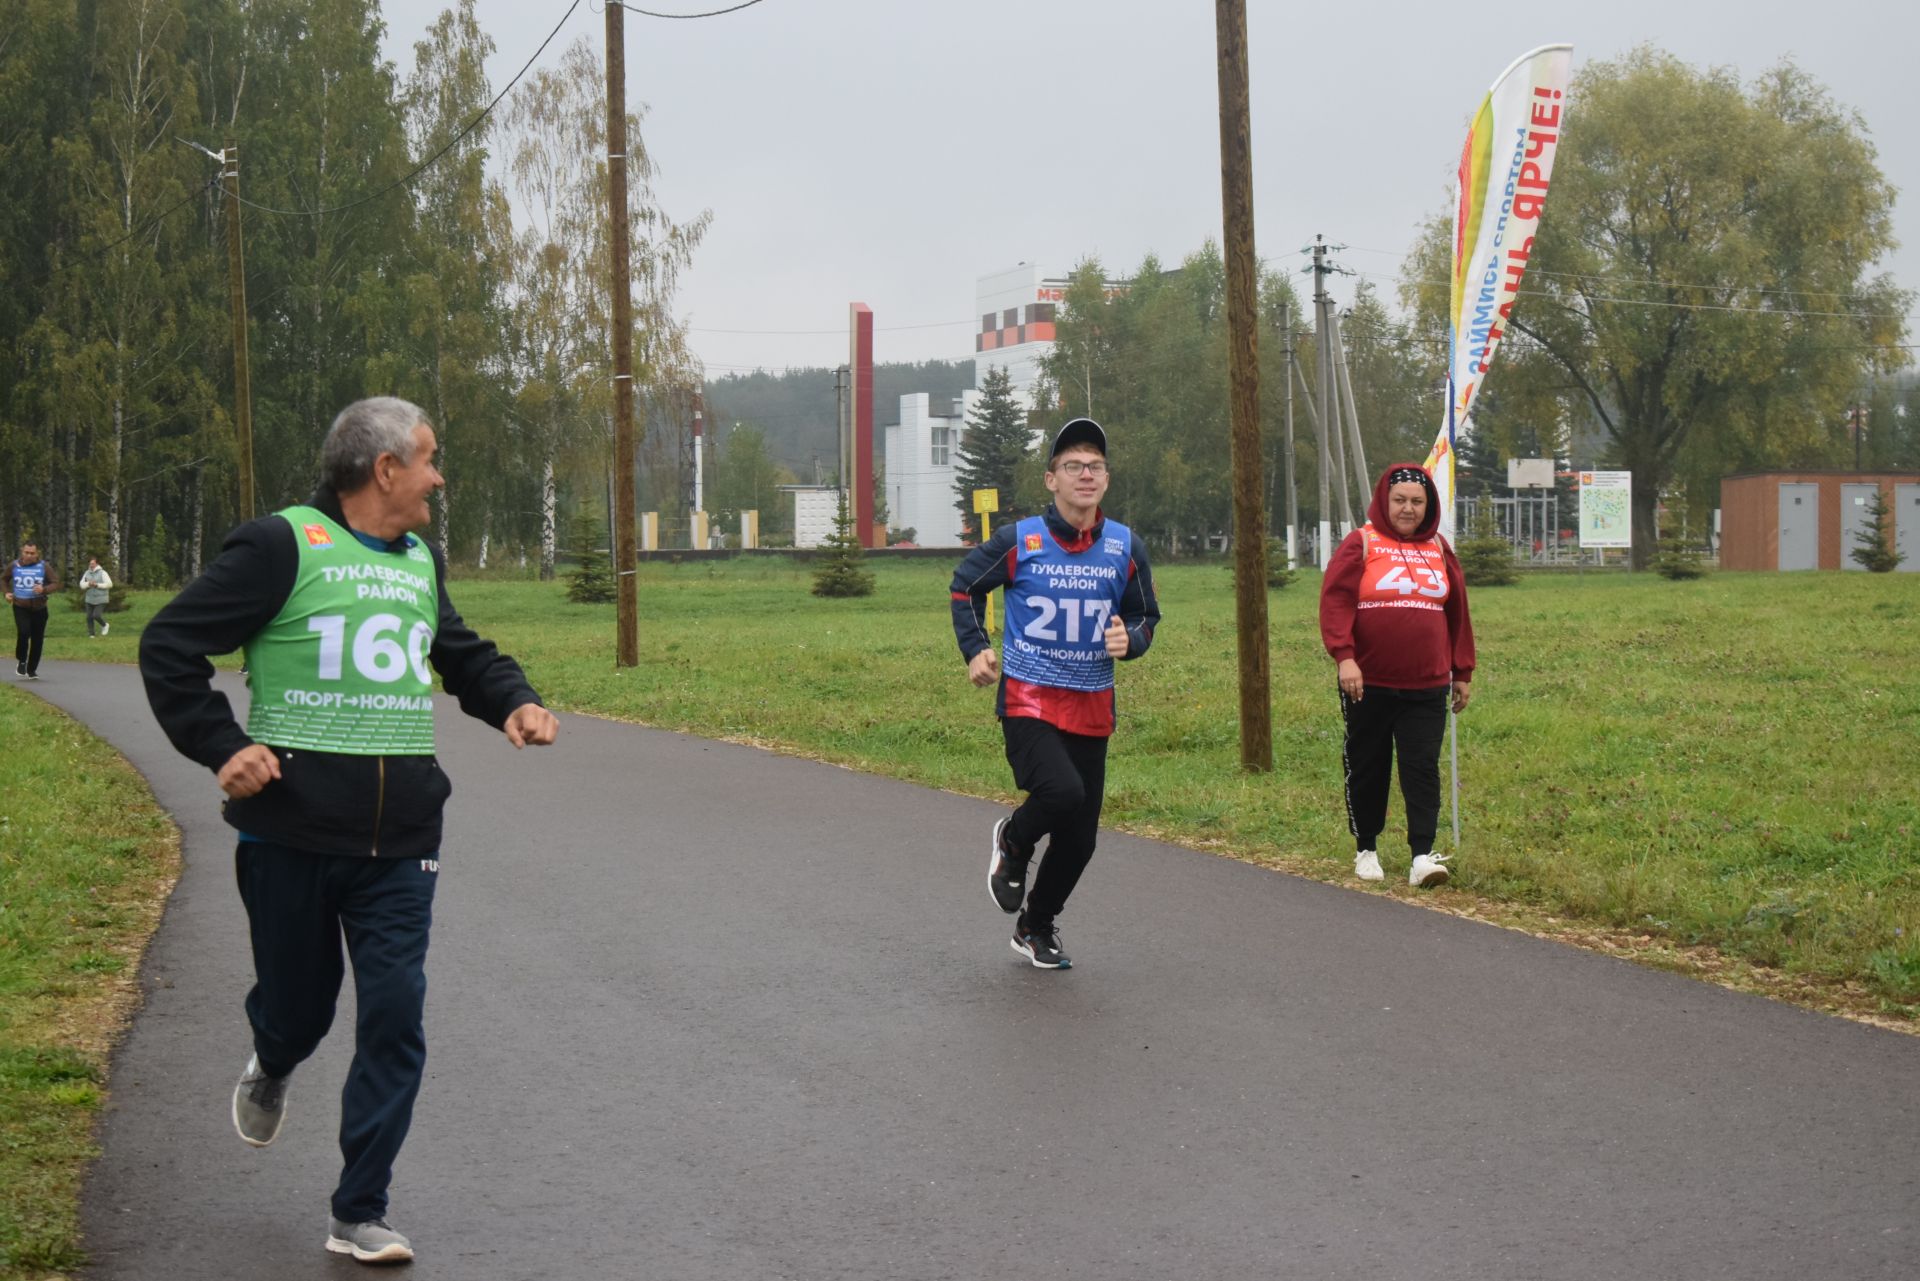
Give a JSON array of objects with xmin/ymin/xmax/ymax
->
[
  {"xmin": 0, "ymin": 686, "xmax": 177, "ymax": 1279},
  {"xmin": 38, "ymin": 560, "xmax": 1920, "ymax": 1018}
]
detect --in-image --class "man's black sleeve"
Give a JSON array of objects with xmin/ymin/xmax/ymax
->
[
  {"xmin": 139, "ymin": 517, "xmax": 297, "ymax": 772},
  {"xmin": 949, "ymin": 524, "xmax": 1018, "ymax": 663},
  {"xmin": 427, "ymin": 543, "xmax": 543, "ymax": 729},
  {"xmin": 1119, "ymin": 537, "xmax": 1161, "ymax": 660}
]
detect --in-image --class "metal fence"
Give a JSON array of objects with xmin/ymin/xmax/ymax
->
[{"xmin": 1456, "ymin": 492, "xmax": 1580, "ymax": 563}]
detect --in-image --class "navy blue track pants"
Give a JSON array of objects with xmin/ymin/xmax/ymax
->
[{"xmin": 235, "ymin": 841, "xmax": 437, "ymax": 1223}]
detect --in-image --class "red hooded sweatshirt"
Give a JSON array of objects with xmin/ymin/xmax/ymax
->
[{"xmin": 1318, "ymin": 462, "xmax": 1475, "ymax": 690}]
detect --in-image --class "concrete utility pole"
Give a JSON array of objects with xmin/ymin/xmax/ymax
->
[
  {"xmin": 221, "ymin": 140, "xmax": 255, "ymax": 520},
  {"xmin": 605, "ymin": 1, "xmax": 639, "ymax": 667},
  {"xmin": 1330, "ymin": 309, "xmax": 1371, "ymax": 511},
  {"xmin": 833, "ymin": 364, "xmax": 851, "ymax": 503},
  {"xmin": 1307, "ymin": 239, "xmax": 1334, "ymax": 563},
  {"xmin": 1214, "ymin": 0, "xmax": 1271, "ymax": 772},
  {"xmin": 1290, "ymin": 335, "xmax": 1330, "ymax": 558},
  {"xmin": 1312, "ymin": 240, "xmax": 1355, "ymax": 541},
  {"xmin": 1281, "ymin": 303, "xmax": 1299, "ymax": 569}
]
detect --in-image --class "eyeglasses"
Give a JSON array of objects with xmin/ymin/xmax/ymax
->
[{"xmin": 1054, "ymin": 460, "xmax": 1108, "ymax": 477}]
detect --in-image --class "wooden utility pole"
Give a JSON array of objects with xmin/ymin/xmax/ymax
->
[
  {"xmin": 222, "ymin": 139, "xmax": 255, "ymax": 520},
  {"xmin": 605, "ymin": 2, "xmax": 639, "ymax": 667},
  {"xmin": 1214, "ymin": 0, "xmax": 1271, "ymax": 772}
]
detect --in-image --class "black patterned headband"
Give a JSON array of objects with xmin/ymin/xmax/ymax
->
[{"xmin": 1388, "ymin": 467, "xmax": 1426, "ymax": 486}]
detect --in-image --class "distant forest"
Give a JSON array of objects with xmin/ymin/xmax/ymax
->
[{"xmin": 703, "ymin": 359, "xmax": 975, "ymax": 480}]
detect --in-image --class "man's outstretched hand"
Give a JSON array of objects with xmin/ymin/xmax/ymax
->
[{"xmin": 504, "ymin": 703, "xmax": 560, "ymax": 748}]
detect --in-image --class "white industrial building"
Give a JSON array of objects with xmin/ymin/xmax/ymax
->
[
  {"xmin": 884, "ymin": 390, "xmax": 980, "ymax": 548},
  {"xmin": 874, "ymin": 266, "xmax": 1067, "ymax": 548},
  {"xmin": 785, "ymin": 485, "xmax": 842, "ymax": 549},
  {"xmin": 973, "ymin": 262, "xmax": 1068, "ymax": 411}
]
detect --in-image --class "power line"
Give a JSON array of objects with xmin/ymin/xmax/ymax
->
[
  {"xmin": 1338, "ymin": 242, "xmax": 1904, "ymax": 306},
  {"xmin": 1348, "ymin": 268, "xmax": 1914, "ymax": 322},
  {"xmin": 690, "ymin": 318, "xmax": 973, "ymax": 335},
  {"xmin": 234, "ymin": 0, "xmax": 586, "ymax": 219},
  {"xmin": 622, "ymin": 0, "xmax": 770, "ymax": 16}
]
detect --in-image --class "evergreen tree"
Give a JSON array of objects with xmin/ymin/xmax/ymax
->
[
  {"xmin": 1652, "ymin": 530, "xmax": 1708, "ymax": 580},
  {"xmin": 1850, "ymin": 487, "xmax": 1904, "ymax": 572},
  {"xmin": 565, "ymin": 506, "xmax": 616, "ymax": 603},
  {"xmin": 133, "ymin": 513, "xmax": 176, "ymax": 589},
  {"xmin": 1455, "ymin": 505, "xmax": 1518, "ymax": 586},
  {"xmin": 953, "ymin": 366, "xmax": 1032, "ymax": 541},
  {"xmin": 1263, "ymin": 537, "xmax": 1295, "ymax": 589},
  {"xmin": 810, "ymin": 492, "xmax": 874, "ymax": 598}
]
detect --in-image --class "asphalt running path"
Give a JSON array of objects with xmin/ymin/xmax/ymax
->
[{"xmin": 21, "ymin": 661, "xmax": 1919, "ymax": 1280}]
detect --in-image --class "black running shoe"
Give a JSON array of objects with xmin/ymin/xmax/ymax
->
[
  {"xmin": 988, "ymin": 817, "xmax": 1028, "ymax": 914},
  {"xmin": 1011, "ymin": 917, "xmax": 1070, "ymax": 969}
]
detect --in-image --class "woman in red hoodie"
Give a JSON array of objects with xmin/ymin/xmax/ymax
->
[{"xmin": 1318, "ymin": 463, "xmax": 1475, "ymax": 887}]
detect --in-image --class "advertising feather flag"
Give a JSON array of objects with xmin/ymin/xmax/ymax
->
[{"xmin": 1427, "ymin": 44, "xmax": 1574, "ymax": 542}]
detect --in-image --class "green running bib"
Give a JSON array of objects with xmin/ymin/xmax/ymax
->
[{"xmin": 243, "ymin": 506, "xmax": 439, "ymax": 755}]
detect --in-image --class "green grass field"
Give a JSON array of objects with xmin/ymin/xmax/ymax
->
[
  {"xmin": 29, "ymin": 560, "xmax": 1920, "ymax": 1019},
  {"xmin": 0, "ymin": 686, "xmax": 177, "ymax": 1279}
]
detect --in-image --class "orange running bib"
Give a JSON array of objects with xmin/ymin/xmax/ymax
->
[{"xmin": 1356, "ymin": 525, "xmax": 1449, "ymax": 613}]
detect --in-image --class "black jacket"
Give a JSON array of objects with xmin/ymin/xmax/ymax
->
[{"xmin": 140, "ymin": 488, "xmax": 543, "ymax": 858}]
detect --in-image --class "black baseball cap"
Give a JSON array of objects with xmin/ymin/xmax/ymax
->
[{"xmin": 1049, "ymin": 417, "xmax": 1107, "ymax": 460}]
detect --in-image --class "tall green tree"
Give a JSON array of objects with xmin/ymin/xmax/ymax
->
[
  {"xmin": 33, "ymin": 0, "xmax": 220, "ymax": 574},
  {"xmin": 952, "ymin": 365, "xmax": 1032, "ymax": 540},
  {"xmin": 1035, "ymin": 245, "xmax": 1319, "ymax": 553},
  {"xmin": 710, "ymin": 422, "xmax": 793, "ymax": 541},
  {"xmin": 1406, "ymin": 49, "xmax": 1911, "ymax": 565},
  {"xmin": 501, "ymin": 36, "xmax": 707, "ymax": 578},
  {"xmin": 359, "ymin": 0, "xmax": 514, "ymax": 558},
  {"xmin": 234, "ymin": 0, "xmax": 411, "ymax": 508}
]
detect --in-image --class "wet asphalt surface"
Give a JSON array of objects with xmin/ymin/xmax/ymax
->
[{"xmin": 17, "ymin": 661, "xmax": 1919, "ymax": 1280}]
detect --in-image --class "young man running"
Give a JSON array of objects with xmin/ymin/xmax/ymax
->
[{"xmin": 950, "ymin": 418, "xmax": 1160, "ymax": 968}]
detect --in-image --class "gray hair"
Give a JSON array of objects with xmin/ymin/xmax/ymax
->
[{"xmin": 321, "ymin": 397, "xmax": 430, "ymax": 493}]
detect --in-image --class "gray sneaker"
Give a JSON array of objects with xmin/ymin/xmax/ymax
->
[
  {"xmin": 326, "ymin": 1217, "xmax": 414, "ymax": 1263},
  {"xmin": 231, "ymin": 1053, "xmax": 289, "ymax": 1147}
]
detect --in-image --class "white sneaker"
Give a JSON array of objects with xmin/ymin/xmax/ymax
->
[
  {"xmin": 1410, "ymin": 853, "xmax": 1451, "ymax": 888},
  {"xmin": 1353, "ymin": 849, "xmax": 1384, "ymax": 881},
  {"xmin": 100, "ymin": 622, "xmax": 109, "ymax": 636}
]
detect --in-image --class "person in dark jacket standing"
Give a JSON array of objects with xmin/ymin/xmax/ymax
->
[
  {"xmin": 7, "ymin": 541, "xmax": 60, "ymax": 678},
  {"xmin": 950, "ymin": 418, "xmax": 1160, "ymax": 969},
  {"xmin": 1318, "ymin": 463, "xmax": 1475, "ymax": 888},
  {"xmin": 140, "ymin": 397, "xmax": 559, "ymax": 1265}
]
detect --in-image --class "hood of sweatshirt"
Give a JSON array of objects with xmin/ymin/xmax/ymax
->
[{"xmin": 1366, "ymin": 462, "xmax": 1442, "ymax": 542}]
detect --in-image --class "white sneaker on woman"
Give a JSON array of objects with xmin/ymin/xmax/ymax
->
[
  {"xmin": 1353, "ymin": 850, "xmax": 1384, "ymax": 881},
  {"xmin": 1409, "ymin": 853, "xmax": 1451, "ymax": 888}
]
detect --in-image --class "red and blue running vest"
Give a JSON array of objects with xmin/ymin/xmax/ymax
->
[{"xmin": 1001, "ymin": 514, "xmax": 1132, "ymax": 692}]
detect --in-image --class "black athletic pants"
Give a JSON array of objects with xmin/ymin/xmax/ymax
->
[
  {"xmin": 236, "ymin": 841, "xmax": 437, "ymax": 1224},
  {"xmin": 1340, "ymin": 684, "xmax": 1447, "ymax": 858},
  {"xmin": 12, "ymin": 605, "xmax": 48, "ymax": 673},
  {"xmin": 1001, "ymin": 715, "xmax": 1108, "ymax": 927}
]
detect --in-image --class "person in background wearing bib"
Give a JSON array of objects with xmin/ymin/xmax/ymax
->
[
  {"xmin": 950, "ymin": 418, "xmax": 1161, "ymax": 969},
  {"xmin": 1318, "ymin": 463, "xmax": 1475, "ymax": 889},
  {"xmin": 7, "ymin": 541, "xmax": 60, "ymax": 678},
  {"xmin": 140, "ymin": 397, "xmax": 559, "ymax": 1265}
]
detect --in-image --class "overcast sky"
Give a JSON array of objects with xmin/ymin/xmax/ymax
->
[{"xmin": 379, "ymin": 0, "xmax": 1919, "ymax": 377}]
